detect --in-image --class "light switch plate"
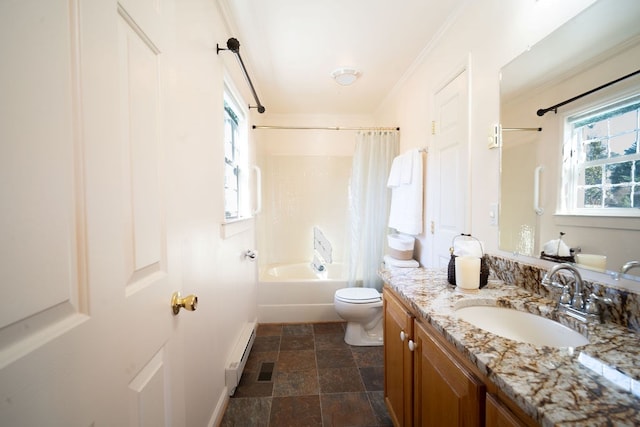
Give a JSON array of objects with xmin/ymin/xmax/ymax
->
[
  {"xmin": 488, "ymin": 124, "xmax": 501, "ymax": 149},
  {"xmin": 489, "ymin": 203, "xmax": 499, "ymax": 226}
]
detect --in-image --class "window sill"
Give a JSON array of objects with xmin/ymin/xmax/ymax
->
[
  {"xmin": 220, "ymin": 217, "xmax": 254, "ymax": 239},
  {"xmin": 554, "ymin": 213, "xmax": 640, "ymax": 231}
]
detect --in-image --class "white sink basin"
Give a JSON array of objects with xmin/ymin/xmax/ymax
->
[{"xmin": 455, "ymin": 305, "xmax": 589, "ymax": 347}]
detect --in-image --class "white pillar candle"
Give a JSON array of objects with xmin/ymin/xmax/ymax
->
[
  {"xmin": 456, "ymin": 256, "xmax": 481, "ymax": 290},
  {"xmin": 575, "ymin": 254, "xmax": 607, "ymax": 272}
]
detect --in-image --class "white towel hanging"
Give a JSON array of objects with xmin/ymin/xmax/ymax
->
[
  {"xmin": 388, "ymin": 149, "xmax": 423, "ymax": 235},
  {"xmin": 387, "ymin": 156, "xmax": 403, "ymax": 187},
  {"xmin": 399, "ymin": 151, "xmax": 413, "ymax": 184}
]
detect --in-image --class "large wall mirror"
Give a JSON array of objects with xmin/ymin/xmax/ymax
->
[{"xmin": 499, "ymin": 0, "xmax": 640, "ymax": 281}]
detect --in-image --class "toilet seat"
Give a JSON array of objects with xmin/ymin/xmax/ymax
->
[{"xmin": 335, "ymin": 288, "xmax": 381, "ymax": 304}]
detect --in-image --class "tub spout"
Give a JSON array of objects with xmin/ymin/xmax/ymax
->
[
  {"xmin": 311, "ymin": 253, "xmax": 327, "ymax": 273},
  {"xmin": 311, "ymin": 260, "xmax": 326, "ymax": 273}
]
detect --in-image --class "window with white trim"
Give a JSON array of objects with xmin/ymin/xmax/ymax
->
[
  {"xmin": 223, "ymin": 86, "xmax": 249, "ymax": 220},
  {"xmin": 562, "ymin": 94, "xmax": 640, "ymax": 215}
]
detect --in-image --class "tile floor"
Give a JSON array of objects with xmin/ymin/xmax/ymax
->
[{"xmin": 220, "ymin": 322, "xmax": 392, "ymax": 427}]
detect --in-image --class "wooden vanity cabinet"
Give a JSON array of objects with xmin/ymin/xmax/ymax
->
[
  {"xmin": 383, "ymin": 286, "xmax": 537, "ymax": 427},
  {"xmin": 383, "ymin": 289, "xmax": 415, "ymax": 426},
  {"xmin": 485, "ymin": 393, "xmax": 528, "ymax": 427},
  {"xmin": 413, "ymin": 319, "xmax": 485, "ymax": 426}
]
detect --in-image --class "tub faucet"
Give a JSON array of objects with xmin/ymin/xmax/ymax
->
[
  {"xmin": 621, "ymin": 260, "xmax": 640, "ymax": 274},
  {"xmin": 311, "ymin": 254, "xmax": 326, "ymax": 273}
]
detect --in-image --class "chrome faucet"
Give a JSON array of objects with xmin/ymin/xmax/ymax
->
[
  {"xmin": 542, "ymin": 263, "xmax": 585, "ymax": 309},
  {"xmin": 621, "ymin": 260, "xmax": 640, "ymax": 274},
  {"xmin": 541, "ymin": 263, "xmax": 611, "ymax": 322}
]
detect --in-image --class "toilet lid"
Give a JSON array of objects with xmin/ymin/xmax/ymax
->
[{"xmin": 335, "ymin": 288, "xmax": 381, "ymax": 304}]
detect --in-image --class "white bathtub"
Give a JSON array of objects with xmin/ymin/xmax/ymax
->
[{"xmin": 258, "ymin": 262, "xmax": 346, "ymax": 323}]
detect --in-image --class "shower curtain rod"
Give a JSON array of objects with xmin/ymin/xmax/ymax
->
[
  {"xmin": 537, "ymin": 68, "xmax": 640, "ymax": 117},
  {"xmin": 502, "ymin": 127, "xmax": 542, "ymax": 131},
  {"xmin": 217, "ymin": 38, "xmax": 266, "ymax": 114},
  {"xmin": 252, "ymin": 125, "xmax": 400, "ymax": 131}
]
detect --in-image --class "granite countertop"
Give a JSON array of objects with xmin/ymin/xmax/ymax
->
[{"xmin": 379, "ymin": 266, "xmax": 640, "ymax": 427}]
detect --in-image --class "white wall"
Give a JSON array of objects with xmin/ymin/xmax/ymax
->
[
  {"xmin": 258, "ymin": 154, "xmax": 352, "ymax": 266},
  {"xmin": 254, "ymin": 113, "xmax": 373, "ymax": 269},
  {"xmin": 374, "ymin": 0, "xmax": 598, "ymax": 266},
  {"xmin": 165, "ymin": 1, "xmax": 259, "ymax": 425}
]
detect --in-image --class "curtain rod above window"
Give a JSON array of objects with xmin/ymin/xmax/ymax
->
[
  {"xmin": 537, "ymin": 68, "xmax": 640, "ymax": 117},
  {"xmin": 252, "ymin": 125, "xmax": 400, "ymax": 131},
  {"xmin": 217, "ymin": 38, "xmax": 266, "ymax": 114}
]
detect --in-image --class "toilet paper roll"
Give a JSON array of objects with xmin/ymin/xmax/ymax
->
[{"xmin": 455, "ymin": 256, "xmax": 481, "ymax": 290}]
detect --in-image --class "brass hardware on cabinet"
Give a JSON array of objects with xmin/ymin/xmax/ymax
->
[{"xmin": 171, "ymin": 292, "xmax": 198, "ymax": 315}]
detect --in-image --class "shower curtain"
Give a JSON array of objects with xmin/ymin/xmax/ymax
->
[{"xmin": 347, "ymin": 131, "xmax": 399, "ymax": 291}]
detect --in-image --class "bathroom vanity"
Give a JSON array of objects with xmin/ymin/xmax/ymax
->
[{"xmin": 381, "ymin": 266, "xmax": 640, "ymax": 426}]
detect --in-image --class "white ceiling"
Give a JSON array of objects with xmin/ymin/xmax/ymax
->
[
  {"xmin": 217, "ymin": 0, "xmax": 467, "ymax": 116},
  {"xmin": 500, "ymin": 0, "xmax": 640, "ymax": 103}
]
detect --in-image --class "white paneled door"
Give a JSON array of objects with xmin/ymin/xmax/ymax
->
[
  {"xmin": 0, "ymin": 1, "xmax": 184, "ymax": 425},
  {"xmin": 429, "ymin": 69, "xmax": 470, "ymax": 268}
]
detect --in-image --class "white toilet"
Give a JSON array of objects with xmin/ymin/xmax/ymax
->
[{"xmin": 334, "ymin": 287, "xmax": 384, "ymax": 346}]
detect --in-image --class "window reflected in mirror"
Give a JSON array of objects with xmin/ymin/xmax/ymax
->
[{"xmin": 563, "ymin": 96, "xmax": 640, "ymax": 213}]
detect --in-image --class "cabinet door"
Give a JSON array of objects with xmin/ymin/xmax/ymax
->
[
  {"xmin": 414, "ymin": 320, "xmax": 485, "ymax": 427},
  {"xmin": 486, "ymin": 394, "xmax": 528, "ymax": 427},
  {"xmin": 384, "ymin": 290, "xmax": 414, "ymax": 427}
]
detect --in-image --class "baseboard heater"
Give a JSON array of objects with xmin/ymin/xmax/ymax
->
[{"xmin": 225, "ymin": 321, "xmax": 257, "ymax": 396}]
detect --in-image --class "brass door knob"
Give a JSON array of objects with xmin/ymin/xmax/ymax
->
[{"xmin": 171, "ymin": 292, "xmax": 198, "ymax": 315}]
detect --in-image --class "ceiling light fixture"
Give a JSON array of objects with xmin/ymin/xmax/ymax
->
[{"xmin": 331, "ymin": 68, "xmax": 360, "ymax": 86}]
